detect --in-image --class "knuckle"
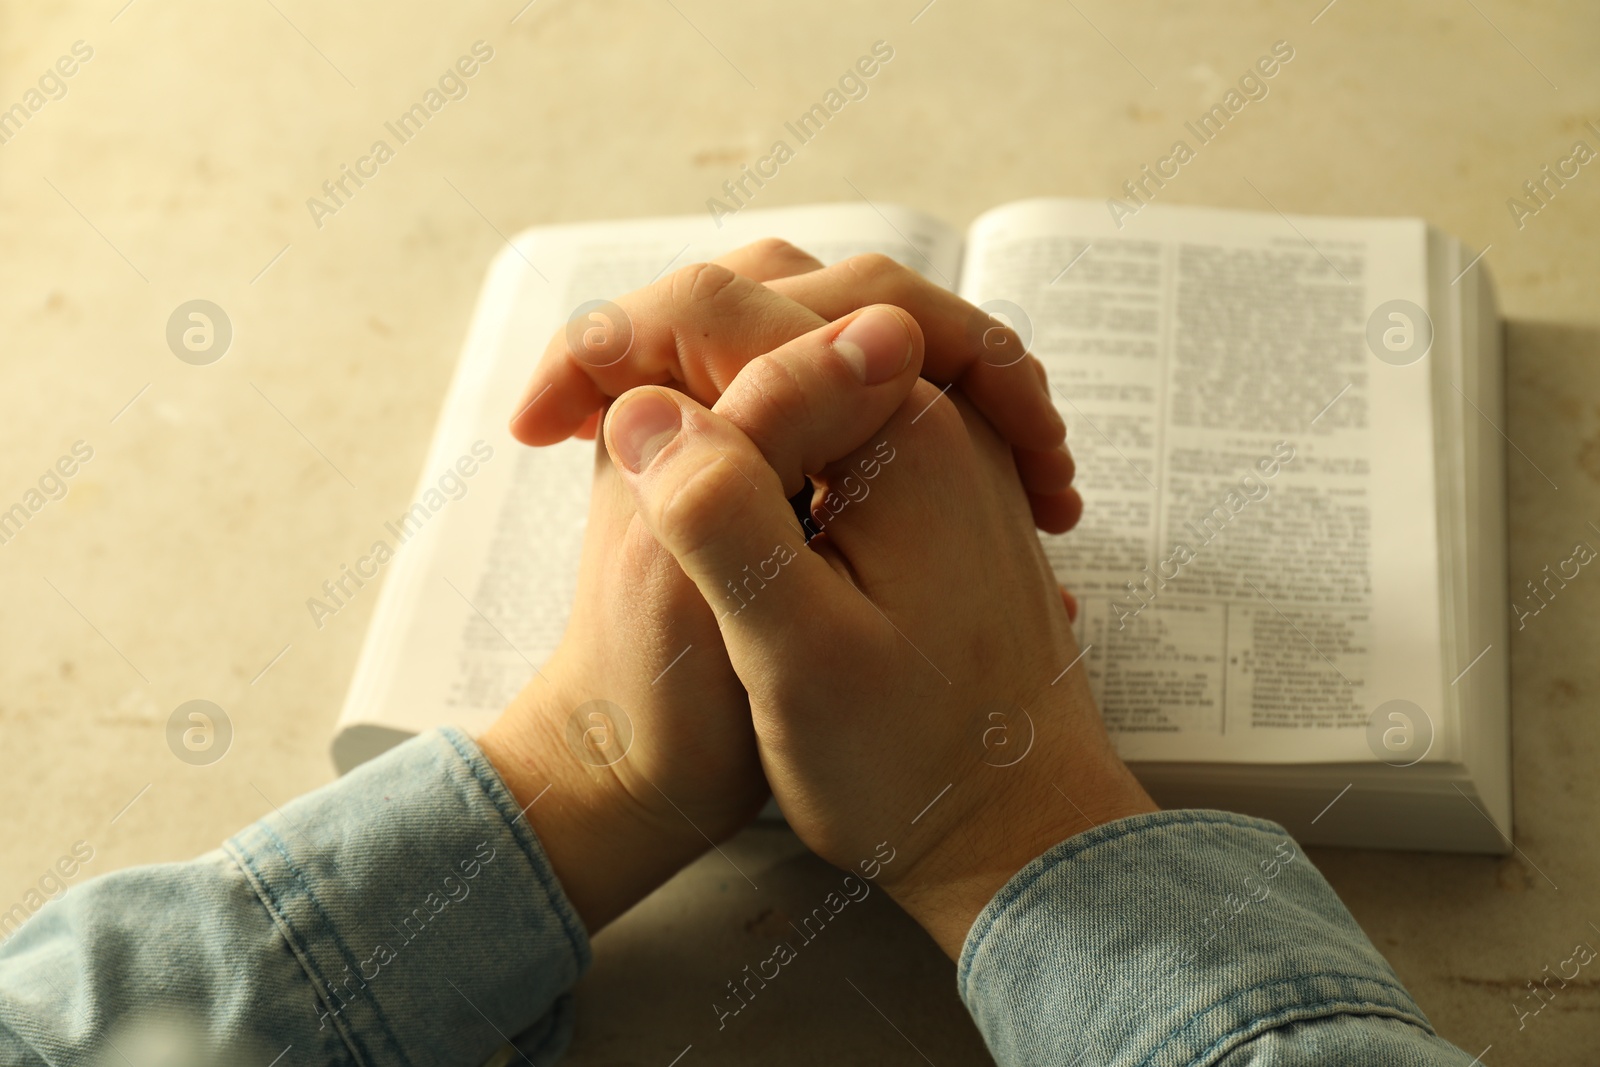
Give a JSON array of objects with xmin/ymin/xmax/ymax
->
[
  {"xmin": 667, "ymin": 261, "xmax": 741, "ymax": 308},
  {"xmin": 836, "ymin": 253, "xmax": 917, "ymax": 305},
  {"xmin": 728, "ymin": 355, "xmax": 821, "ymax": 480},
  {"xmin": 840, "ymin": 252, "xmax": 904, "ymax": 282},
  {"xmin": 654, "ymin": 452, "xmax": 751, "ymax": 564},
  {"xmin": 748, "ymin": 237, "xmax": 795, "ymax": 255},
  {"xmin": 737, "ymin": 354, "xmax": 815, "ymax": 436},
  {"xmin": 747, "ymin": 237, "xmax": 811, "ymax": 265}
]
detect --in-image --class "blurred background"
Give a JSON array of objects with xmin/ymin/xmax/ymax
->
[{"xmin": 2, "ymin": 0, "xmax": 1597, "ymax": 1061}]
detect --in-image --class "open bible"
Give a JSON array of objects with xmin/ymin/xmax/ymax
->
[{"xmin": 331, "ymin": 198, "xmax": 1510, "ymax": 854}]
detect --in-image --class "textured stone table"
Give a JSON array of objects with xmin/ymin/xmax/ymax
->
[{"xmin": 2, "ymin": 0, "xmax": 1597, "ymax": 1062}]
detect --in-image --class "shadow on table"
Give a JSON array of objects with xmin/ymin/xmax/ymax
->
[{"xmin": 563, "ymin": 824, "xmax": 994, "ymax": 1065}]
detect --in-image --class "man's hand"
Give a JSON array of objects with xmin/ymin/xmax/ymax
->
[
  {"xmin": 508, "ymin": 239, "xmax": 1082, "ymax": 534},
  {"xmin": 478, "ymin": 301, "xmax": 929, "ymax": 933},
  {"xmin": 601, "ymin": 371, "xmax": 1156, "ymax": 958}
]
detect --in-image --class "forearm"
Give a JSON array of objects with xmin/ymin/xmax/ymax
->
[
  {"xmin": 0, "ymin": 729, "xmax": 590, "ymax": 1067},
  {"xmin": 960, "ymin": 810, "xmax": 1469, "ymax": 1066}
]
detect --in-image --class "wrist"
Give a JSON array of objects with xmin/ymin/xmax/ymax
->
[
  {"xmin": 887, "ymin": 733, "xmax": 1156, "ymax": 959},
  {"xmin": 476, "ymin": 666, "xmax": 709, "ymax": 934}
]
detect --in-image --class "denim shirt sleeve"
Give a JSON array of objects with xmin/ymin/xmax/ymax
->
[
  {"xmin": 0, "ymin": 727, "xmax": 591, "ymax": 1067},
  {"xmin": 959, "ymin": 810, "xmax": 1471, "ymax": 1067}
]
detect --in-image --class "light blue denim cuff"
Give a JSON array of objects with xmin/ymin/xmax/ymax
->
[
  {"xmin": 958, "ymin": 810, "xmax": 1435, "ymax": 1067},
  {"xmin": 225, "ymin": 726, "xmax": 591, "ymax": 1067}
]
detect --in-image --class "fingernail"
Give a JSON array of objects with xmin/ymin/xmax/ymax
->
[
  {"xmin": 833, "ymin": 307, "xmax": 912, "ymax": 385},
  {"xmin": 609, "ymin": 390, "xmax": 681, "ymax": 473}
]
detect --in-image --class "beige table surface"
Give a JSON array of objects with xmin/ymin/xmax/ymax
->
[{"xmin": 3, "ymin": 0, "xmax": 1598, "ymax": 1062}]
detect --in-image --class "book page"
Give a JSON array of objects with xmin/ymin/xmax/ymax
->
[
  {"xmin": 962, "ymin": 198, "xmax": 1449, "ymax": 764},
  {"xmin": 333, "ymin": 203, "xmax": 962, "ymax": 771}
]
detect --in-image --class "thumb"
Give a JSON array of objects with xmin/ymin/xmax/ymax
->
[
  {"xmin": 712, "ymin": 304, "xmax": 923, "ymax": 496},
  {"xmin": 602, "ymin": 304, "xmax": 923, "ymax": 636},
  {"xmin": 603, "ymin": 385, "xmax": 842, "ymax": 635}
]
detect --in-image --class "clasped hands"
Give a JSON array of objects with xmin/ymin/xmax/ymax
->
[{"xmin": 477, "ymin": 240, "xmax": 1154, "ymax": 958}]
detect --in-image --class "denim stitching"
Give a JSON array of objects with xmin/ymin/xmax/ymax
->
[
  {"xmin": 1179, "ymin": 992, "xmax": 1435, "ymax": 1067},
  {"xmin": 226, "ymin": 835, "xmax": 382, "ymax": 1067},
  {"xmin": 251, "ymin": 822, "xmax": 417, "ymax": 1067},
  {"xmin": 1124, "ymin": 971, "xmax": 1427, "ymax": 1067}
]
